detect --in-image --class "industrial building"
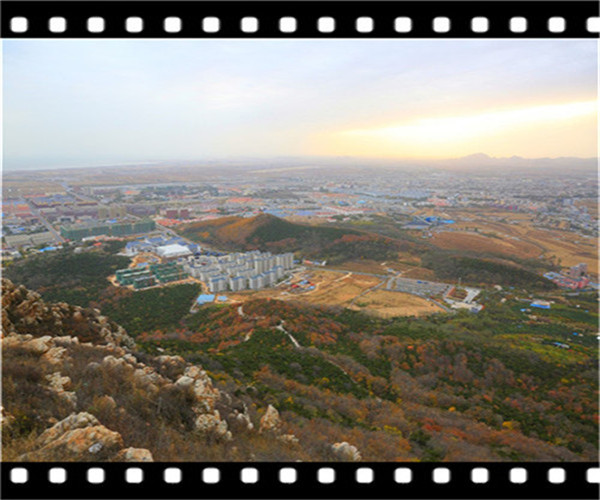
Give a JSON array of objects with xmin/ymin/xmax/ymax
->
[
  {"xmin": 115, "ymin": 262, "xmax": 186, "ymax": 289},
  {"xmin": 124, "ymin": 235, "xmax": 198, "ymax": 256},
  {"xmin": 60, "ymin": 219, "xmax": 156, "ymax": 240},
  {"xmin": 156, "ymin": 243, "xmax": 192, "ymax": 260},
  {"xmin": 4, "ymin": 231, "xmax": 58, "ymax": 248}
]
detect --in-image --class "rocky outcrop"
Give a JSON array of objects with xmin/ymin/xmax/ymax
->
[
  {"xmin": 259, "ymin": 404, "xmax": 283, "ymax": 433},
  {"xmin": 21, "ymin": 414, "xmax": 124, "ymax": 461},
  {"xmin": 228, "ymin": 405, "xmax": 254, "ymax": 432},
  {"xmin": 114, "ymin": 447, "xmax": 154, "ymax": 462},
  {"xmin": 20, "ymin": 412, "xmax": 153, "ymax": 462},
  {"xmin": 194, "ymin": 411, "xmax": 232, "ymax": 441},
  {"xmin": 45, "ymin": 372, "xmax": 77, "ymax": 408},
  {"xmin": 176, "ymin": 365, "xmax": 221, "ymax": 414},
  {"xmin": 42, "ymin": 346, "xmax": 68, "ymax": 365},
  {"xmin": 257, "ymin": 404, "xmax": 299, "ymax": 444},
  {"xmin": 1, "ymin": 278, "xmax": 299, "ymax": 462},
  {"xmin": 156, "ymin": 355, "xmax": 187, "ymax": 379},
  {"xmin": 1, "ymin": 279, "xmax": 134, "ymax": 348},
  {"xmin": 331, "ymin": 442, "xmax": 362, "ymax": 462},
  {"xmin": 36, "ymin": 412, "xmax": 100, "ymax": 447}
]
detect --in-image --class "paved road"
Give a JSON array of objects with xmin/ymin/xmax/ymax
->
[{"xmin": 25, "ymin": 201, "xmax": 65, "ymax": 243}]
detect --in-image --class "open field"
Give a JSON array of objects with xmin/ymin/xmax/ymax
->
[
  {"xmin": 228, "ymin": 270, "xmax": 379, "ymax": 305},
  {"xmin": 399, "ymin": 266, "xmax": 437, "ymax": 280},
  {"xmin": 431, "ymin": 230, "xmax": 542, "ymax": 260},
  {"xmin": 349, "ymin": 289, "xmax": 443, "ymax": 318},
  {"xmin": 226, "ymin": 268, "xmax": 443, "ymax": 318},
  {"xmin": 299, "ymin": 270, "xmax": 381, "ymax": 306},
  {"xmin": 518, "ymin": 228, "xmax": 598, "ymax": 275},
  {"xmin": 325, "ymin": 259, "xmax": 387, "ymax": 274},
  {"xmin": 417, "ymin": 208, "xmax": 598, "ymax": 277}
]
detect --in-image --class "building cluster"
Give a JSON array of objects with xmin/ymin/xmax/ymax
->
[
  {"xmin": 115, "ymin": 262, "xmax": 186, "ymax": 289},
  {"xmin": 183, "ymin": 251, "xmax": 295, "ymax": 293},
  {"xmin": 163, "ymin": 208, "xmax": 190, "ymax": 220},
  {"xmin": 544, "ymin": 263, "xmax": 591, "ymax": 290},
  {"xmin": 60, "ymin": 219, "xmax": 156, "ymax": 241},
  {"xmin": 124, "ymin": 235, "xmax": 199, "ymax": 258},
  {"xmin": 27, "ymin": 194, "xmax": 128, "ymax": 224}
]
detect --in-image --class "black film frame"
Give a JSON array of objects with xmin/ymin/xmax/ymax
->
[{"xmin": 1, "ymin": 1, "xmax": 599, "ymax": 499}]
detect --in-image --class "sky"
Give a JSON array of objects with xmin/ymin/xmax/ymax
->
[{"xmin": 2, "ymin": 39, "xmax": 598, "ymax": 170}]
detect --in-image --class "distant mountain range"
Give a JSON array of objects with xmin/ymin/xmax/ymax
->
[
  {"xmin": 428, "ymin": 153, "xmax": 597, "ymax": 175},
  {"xmin": 5, "ymin": 154, "xmax": 596, "ymax": 177}
]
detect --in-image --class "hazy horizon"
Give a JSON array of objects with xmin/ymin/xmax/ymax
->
[{"xmin": 3, "ymin": 39, "xmax": 598, "ymax": 170}]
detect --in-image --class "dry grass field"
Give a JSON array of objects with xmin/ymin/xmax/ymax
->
[
  {"xmin": 349, "ymin": 289, "xmax": 443, "ymax": 318},
  {"xmin": 431, "ymin": 230, "xmax": 542, "ymax": 260},
  {"xmin": 227, "ymin": 269, "xmax": 443, "ymax": 317},
  {"xmin": 300, "ymin": 271, "xmax": 381, "ymax": 306},
  {"xmin": 519, "ymin": 228, "xmax": 598, "ymax": 275},
  {"xmin": 420, "ymin": 208, "xmax": 598, "ymax": 277}
]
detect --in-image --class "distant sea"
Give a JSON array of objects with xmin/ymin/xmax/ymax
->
[{"xmin": 3, "ymin": 161, "xmax": 162, "ymax": 173}]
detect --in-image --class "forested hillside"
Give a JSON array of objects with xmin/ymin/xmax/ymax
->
[{"xmin": 178, "ymin": 214, "xmax": 406, "ymax": 264}]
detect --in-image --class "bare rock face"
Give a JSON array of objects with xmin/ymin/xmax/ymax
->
[
  {"xmin": 194, "ymin": 411, "xmax": 232, "ymax": 441},
  {"xmin": 23, "ymin": 336, "xmax": 53, "ymax": 354},
  {"xmin": 46, "ymin": 425, "xmax": 123, "ymax": 455},
  {"xmin": 45, "ymin": 372, "xmax": 77, "ymax": 408},
  {"xmin": 1, "ymin": 278, "xmax": 135, "ymax": 348},
  {"xmin": 36, "ymin": 412, "xmax": 100, "ymax": 448},
  {"xmin": 114, "ymin": 447, "xmax": 154, "ymax": 462},
  {"xmin": 20, "ymin": 412, "xmax": 155, "ymax": 462},
  {"xmin": 22, "ymin": 423, "xmax": 124, "ymax": 461},
  {"xmin": 176, "ymin": 365, "xmax": 221, "ymax": 414},
  {"xmin": 259, "ymin": 404, "xmax": 283, "ymax": 433},
  {"xmin": 331, "ymin": 442, "xmax": 362, "ymax": 462},
  {"xmin": 42, "ymin": 346, "xmax": 68, "ymax": 365},
  {"xmin": 156, "ymin": 355, "xmax": 187, "ymax": 379}
]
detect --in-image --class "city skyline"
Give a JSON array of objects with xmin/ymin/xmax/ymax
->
[{"xmin": 3, "ymin": 39, "xmax": 598, "ymax": 169}]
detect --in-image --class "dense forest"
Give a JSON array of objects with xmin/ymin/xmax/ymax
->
[{"xmin": 3, "ymin": 246, "xmax": 129, "ymax": 307}]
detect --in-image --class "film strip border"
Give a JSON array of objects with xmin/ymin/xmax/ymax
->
[
  {"xmin": 2, "ymin": 462, "xmax": 600, "ymax": 499},
  {"xmin": 1, "ymin": 1, "xmax": 599, "ymax": 38}
]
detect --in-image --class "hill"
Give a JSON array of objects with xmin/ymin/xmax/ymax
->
[
  {"xmin": 178, "ymin": 214, "xmax": 407, "ymax": 263},
  {"xmin": 1, "ymin": 279, "xmax": 330, "ymax": 462},
  {"xmin": 3, "ymin": 278, "xmax": 596, "ymax": 462}
]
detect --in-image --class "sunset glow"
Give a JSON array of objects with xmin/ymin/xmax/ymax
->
[{"xmin": 325, "ymin": 100, "xmax": 598, "ymax": 158}]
